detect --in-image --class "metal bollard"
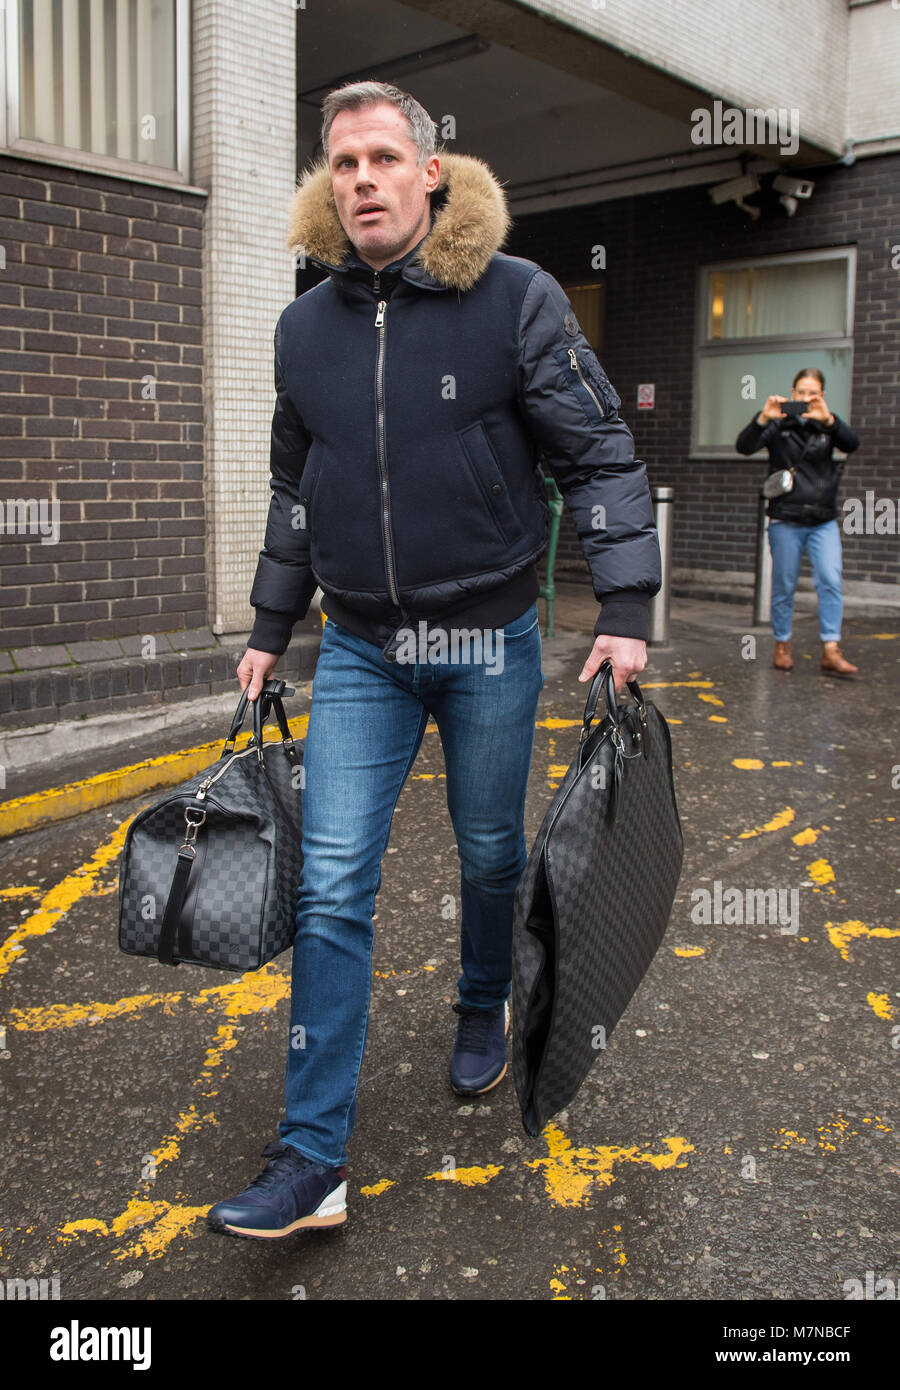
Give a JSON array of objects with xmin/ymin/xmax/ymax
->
[
  {"xmin": 753, "ymin": 495, "xmax": 772, "ymax": 626},
  {"xmin": 648, "ymin": 486, "xmax": 674, "ymax": 645}
]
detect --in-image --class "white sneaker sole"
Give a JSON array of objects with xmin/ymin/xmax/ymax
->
[{"xmin": 221, "ymin": 1181, "xmax": 348, "ymax": 1238}]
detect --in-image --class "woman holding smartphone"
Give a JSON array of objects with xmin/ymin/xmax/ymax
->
[{"xmin": 736, "ymin": 367, "xmax": 860, "ymax": 675}]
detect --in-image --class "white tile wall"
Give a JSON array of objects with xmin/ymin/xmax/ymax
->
[
  {"xmin": 520, "ymin": 0, "xmax": 852, "ymax": 155},
  {"xmin": 192, "ymin": 0, "xmax": 297, "ymax": 634},
  {"xmin": 847, "ymin": 1, "xmax": 900, "ymax": 151}
]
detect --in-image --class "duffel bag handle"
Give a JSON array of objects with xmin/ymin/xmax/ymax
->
[
  {"xmin": 579, "ymin": 659, "xmax": 646, "ymax": 748},
  {"xmin": 250, "ymin": 686, "xmax": 300, "ymax": 767},
  {"xmin": 224, "ymin": 678, "xmax": 296, "ymax": 754}
]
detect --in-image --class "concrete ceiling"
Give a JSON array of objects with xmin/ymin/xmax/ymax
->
[{"xmin": 296, "ymin": 0, "xmax": 828, "ymax": 214}]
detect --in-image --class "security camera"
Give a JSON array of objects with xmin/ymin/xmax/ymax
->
[
  {"xmin": 772, "ymin": 174, "xmax": 814, "ymax": 218},
  {"xmin": 708, "ymin": 174, "xmax": 761, "ymax": 219},
  {"xmin": 772, "ymin": 174, "xmax": 814, "ymax": 199},
  {"xmin": 709, "ymin": 174, "xmax": 760, "ymax": 205}
]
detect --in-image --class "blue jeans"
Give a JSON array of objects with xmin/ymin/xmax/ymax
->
[
  {"xmin": 277, "ymin": 601, "xmax": 545, "ymax": 1166},
  {"xmin": 767, "ymin": 518, "xmax": 843, "ymax": 643}
]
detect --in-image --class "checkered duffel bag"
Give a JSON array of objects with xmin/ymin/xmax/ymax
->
[
  {"xmin": 511, "ymin": 659, "xmax": 684, "ymax": 1137},
  {"xmin": 118, "ymin": 679, "xmax": 303, "ymax": 970}
]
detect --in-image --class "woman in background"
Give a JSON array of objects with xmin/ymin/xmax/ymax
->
[{"xmin": 736, "ymin": 367, "xmax": 860, "ymax": 675}]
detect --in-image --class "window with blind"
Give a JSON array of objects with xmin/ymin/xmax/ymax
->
[
  {"xmin": 561, "ymin": 282, "xmax": 605, "ymax": 353},
  {"xmin": 3, "ymin": 0, "xmax": 188, "ymax": 178},
  {"xmin": 693, "ymin": 248, "xmax": 856, "ymax": 455}
]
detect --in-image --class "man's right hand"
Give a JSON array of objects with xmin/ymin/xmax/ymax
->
[
  {"xmin": 757, "ymin": 394, "xmax": 787, "ymax": 425},
  {"xmin": 236, "ymin": 647, "xmax": 280, "ymax": 701}
]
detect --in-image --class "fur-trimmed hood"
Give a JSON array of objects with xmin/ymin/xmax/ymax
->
[{"xmin": 284, "ymin": 151, "xmax": 513, "ymax": 293}]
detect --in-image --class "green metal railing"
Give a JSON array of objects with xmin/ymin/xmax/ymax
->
[{"xmin": 538, "ymin": 473, "xmax": 564, "ymax": 638}]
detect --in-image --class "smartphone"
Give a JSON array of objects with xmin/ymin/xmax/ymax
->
[{"xmin": 779, "ymin": 400, "xmax": 808, "ymax": 417}]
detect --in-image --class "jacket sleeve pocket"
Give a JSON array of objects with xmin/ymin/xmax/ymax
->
[{"xmin": 554, "ymin": 345, "xmax": 621, "ymax": 424}]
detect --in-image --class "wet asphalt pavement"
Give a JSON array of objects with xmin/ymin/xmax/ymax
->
[{"xmin": 0, "ymin": 593, "xmax": 897, "ymax": 1307}]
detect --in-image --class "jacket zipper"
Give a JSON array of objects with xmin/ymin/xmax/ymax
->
[
  {"xmin": 568, "ymin": 348, "xmax": 604, "ymax": 418},
  {"xmin": 374, "ymin": 298, "xmax": 401, "ymax": 607}
]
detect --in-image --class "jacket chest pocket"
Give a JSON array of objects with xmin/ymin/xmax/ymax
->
[{"xmin": 457, "ymin": 420, "xmax": 525, "ymax": 547}]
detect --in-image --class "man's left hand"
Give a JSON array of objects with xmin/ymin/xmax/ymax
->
[{"xmin": 579, "ymin": 634, "xmax": 648, "ymax": 693}]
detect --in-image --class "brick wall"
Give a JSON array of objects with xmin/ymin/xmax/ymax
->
[
  {"xmin": 507, "ymin": 152, "xmax": 900, "ymax": 596},
  {"xmin": 0, "ymin": 155, "xmax": 207, "ymax": 654}
]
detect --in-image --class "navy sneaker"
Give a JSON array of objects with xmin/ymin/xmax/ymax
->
[
  {"xmin": 207, "ymin": 1140, "xmax": 347, "ymax": 1240},
  {"xmin": 450, "ymin": 1000, "xmax": 510, "ymax": 1096}
]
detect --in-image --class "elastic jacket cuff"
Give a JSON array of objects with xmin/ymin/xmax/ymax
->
[
  {"xmin": 593, "ymin": 589, "xmax": 650, "ymax": 642},
  {"xmin": 247, "ymin": 606, "xmax": 294, "ymax": 657}
]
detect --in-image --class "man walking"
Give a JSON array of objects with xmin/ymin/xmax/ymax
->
[{"xmin": 207, "ymin": 81, "xmax": 660, "ymax": 1239}]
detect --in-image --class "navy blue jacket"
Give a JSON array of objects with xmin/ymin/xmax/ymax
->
[{"xmin": 248, "ymin": 152, "xmax": 661, "ymax": 654}]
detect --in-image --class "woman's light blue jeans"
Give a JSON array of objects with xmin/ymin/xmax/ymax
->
[
  {"xmin": 767, "ymin": 517, "xmax": 843, "ymax": 643},
  {"xmin": 277, "ymin": 601, "xmax": 545, "ymax": 1166}
]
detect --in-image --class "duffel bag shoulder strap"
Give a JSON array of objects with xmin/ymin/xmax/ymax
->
[{"xmin": 157, "ymin": 805, "xmax": 206, "ymax": 965}]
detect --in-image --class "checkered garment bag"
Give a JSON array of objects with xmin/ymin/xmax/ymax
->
[
  {"xmin": 118, "ymin": 680, "xmax": 303, "ymax": 970},
  {"xmin": 511, "ymin": 660, "xmax": 684, "ymax": 1137}
]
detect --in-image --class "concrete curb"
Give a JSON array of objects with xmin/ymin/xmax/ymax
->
[{"xmin": 0, "ymin": 693, "xmax": 313, "ymax": 838}]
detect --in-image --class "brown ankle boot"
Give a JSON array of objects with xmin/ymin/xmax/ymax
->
[
  {"xmin": 821, "ymin": 641, "xmax": 858, "ymax": 676},
  {"xmin": 773, "ymin": 640, "xmax": 793, "ymax": 670}
]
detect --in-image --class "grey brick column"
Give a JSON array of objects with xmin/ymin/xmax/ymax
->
[{"xmin": 191, "ymin": 0, "xmax": 297, "ymax": 635}]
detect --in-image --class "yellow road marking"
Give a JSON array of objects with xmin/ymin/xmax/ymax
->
[
  {"xmin": 426, "ymin": 1164, "xmax": 504, "ymax": 1186},
  {"xmin": 825, "ymin": 920, "xmax": 900, "ymax": 962},
  {"xmin": 0, "ymin": 720, "xmax": 311, "ymax": 836},
  {"xmin": 53, "ymin": 966, "xmax": 289, "ymax": 1260},
  {"xmin": 597, "ymin": 1224, "xmax": 627, "ymax": 1274},
  {"xmin": 0, "ymin": 818, "xmax": 131, "ymax": 980},
  {"xmin": 866, "ymin": 992, "xmax": 893, "ymax": 1021},
  {"xmin": 806, "ymin": 858, "xmax": 835, "ymax": 885},
  {"xmin": 773, "ymin": 1115, "xmax": 890, "ymax": 1150},
  {"xmin": 525, "ymin": 1123, "xmax": 693, "ymax": 1207},
  {"xmin": 738, "ymin": 806, "xmax": 795, "ymax": 838},
  {"xmin": 8, "ymin": 967, "xmax": 290, "ymax": 1034}
]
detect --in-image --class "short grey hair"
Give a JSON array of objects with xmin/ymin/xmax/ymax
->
[{"xmin": 321, "ymin": 81, "xmax": 437, "ymax": 166}]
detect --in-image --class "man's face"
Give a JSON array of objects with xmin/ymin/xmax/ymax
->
[{"xmin": 327, "ymin": 103, "xmax": 440, "ymax": 271}]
